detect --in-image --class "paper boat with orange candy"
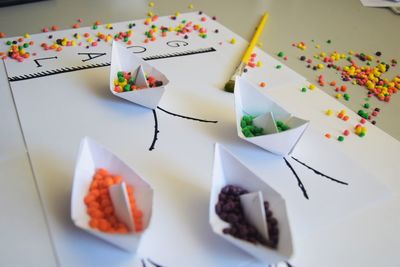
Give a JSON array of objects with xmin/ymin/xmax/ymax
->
[
  {"xmin": 110, "ymin": 41, "xmax": 169, "ymax": 109},
  {"xmin": 71, "ymin": 137, "xmax": 153, "ymax": 252},
  {"xmin": 234, "ymin": 77, "xmax": 309, "ymax": 156},
  {"xmin": 209, "ymin": 144, "xmax": 293, "ymax": 264}
]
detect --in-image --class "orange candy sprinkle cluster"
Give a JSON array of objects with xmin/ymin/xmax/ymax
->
[{"xmin": 84, "ymin": 168, "xmax": 143, "ymax": 234}]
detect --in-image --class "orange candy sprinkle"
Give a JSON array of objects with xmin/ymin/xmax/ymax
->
[{"xmin": 84, "ymin": 168, "xmax": 144, "ymax": 234}]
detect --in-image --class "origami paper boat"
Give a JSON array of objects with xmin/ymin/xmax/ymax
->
[
  {"xmin": 234, "ymin": 77, "xmax": 309, "ymax": 156},
  {"xmin": 209, "ymin": 144, "xmax": 293, "ymax": 264},
  {"xmin": 110, "ymin": 41, "xmax": 169, "ymax": 109},
  {"xmin": 71, "ymin": 137, "xmax": 153, "ymax": 252}
]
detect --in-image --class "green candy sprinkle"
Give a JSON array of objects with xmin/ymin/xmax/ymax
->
[
  {"xmin": 338, "ymin": 136, "xmax": 344, "ymax": 142},
  {"xmin": 277, "ymin": 51, "xmax": 284, "ymax": 57}
]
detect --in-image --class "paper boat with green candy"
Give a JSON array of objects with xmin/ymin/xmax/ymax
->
[
  {"xmin": 234, "ymin": 77, "xmax": 309, "ymax": 156},
  {"xmin": 71, "ymin": 137, "xmax": 153, "ymax": 252},
  {"xmin": 110, "ymin": 41, "xmax": 169, "ymax": 109},
  {"xmin": 209, "ymin": 144, "xmax": 293, "ymax": 264}
]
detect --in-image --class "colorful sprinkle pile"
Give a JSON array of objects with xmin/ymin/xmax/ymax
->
[
  {"xmin": 84, "ymin": 168, "xmax": 143, "ymax": 233},
  {"xmin": 113, "ymin": 71, "xmax": 163, "ymax": 93},
  {"xmin": 241, "ymin": 115, "xmax": 264, "ymax": 137}
]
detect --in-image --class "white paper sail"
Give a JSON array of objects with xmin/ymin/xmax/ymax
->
[
  {"xmin": 209, "ymin": 144, "xmax": 293, "ymax": 264},
  {"xmin": 234, "ymin": 77, "xmax": 309, "ymax": 156},
  {"xmin": 71, "ymin": 137, "xmax": 153, "ymax": 252},
  {"xmin": 110, "ymin": 41, "xmax": 169, "ymax": 109}
]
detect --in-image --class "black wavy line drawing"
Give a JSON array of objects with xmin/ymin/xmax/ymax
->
[
  {"xmin": 148, "ymin": 106, "xmax": 218, "ymax": 151},
  {"xmin": 157, "ymin": 106, "xmax": 218, "ymax": 123},
  {"xmin": 291, "ymin": 156, "xmax": 348, "ymax": 185},
  {"xmin": 149, "ymin": 109, "xmax": 159, "ymax": 151},
  {"xmin": 284, "ymin": 155, "xmax": 349, "ymax": 200},
  {"xmin": 284, "ymin": 157, "xmax": 309, "ymax": 200}
]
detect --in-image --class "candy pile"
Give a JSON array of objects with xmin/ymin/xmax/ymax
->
[
  {"xmin": 84, "ymin": 168, "xmax": 143, "ymax": 233},
  {"xmin": 215, "ymin": 185, "xmax": 279, "ymax": 248},
  {"xmin": 113, "ymin": 71, "xmax": 163, "ymax": 93},
  {"xmin": 4, "ymin": 37, "xmax": 33, "ymax": 62},
  {"xmin": 240, "ymin": 115, "xmax": 264, "ymax": 137},
  {"xmin": 276, "ymin": 120, "xmax": 290, "ymax": 132},
  {"xmin": 292, "ymin": 42, "xmax": 400, "ymax": 103}
]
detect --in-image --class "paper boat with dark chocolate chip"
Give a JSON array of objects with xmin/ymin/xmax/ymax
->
[
  {"xmin": 209, "ymin": 144, "xmax": 293, "ymax": 264},
  {"xmin": 234, "ymin": 77, "xmax": 309, "ymax": 156},
  {"xmin": 110, "ymin": 41, "xmax": 169, "ymax": 109},
  {"xmin": 71, "ymin": 137, "xmax": 153, "ymax": 252}
]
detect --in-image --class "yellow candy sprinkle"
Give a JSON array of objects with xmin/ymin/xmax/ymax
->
[
  {"xmin": 256, "ymin": 61, "xmax": 263, "ymax": 67},
  {"xmin": 230, "ymin": 38, "xmax": 236, "ymax": 44},
  {"xmin": 188, "ymin": 4, "xmax": 194, "ymax": 9},
  {"xmin": 24, "ymin": 33, "xmax": 30, "ymax": 38},
  {"xmin": 149, "ymin": 2, "xmax": 154, "ymax": 7},
  {"xmin": 309, "ymin": 84, "xmax": 316, "ymax": 90},
  {"xmin": 335, "ymin": 93, "xmax": 342, "ymax": 99},
  {"xmin": 317, "ymin": 63, "xmax": 324, "ymax": 69},
  {"xmin": 326, "ymin": 109, "xmax": 333, "ymax": 116}
]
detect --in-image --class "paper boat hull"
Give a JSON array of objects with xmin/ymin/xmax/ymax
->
[
  {"xmin": 234, "ymin": 77, "xmax": 309, "ymax": 156},
  {"xmin": 71, "ymin": 137, "xmax": 153, "ymax": 252},
  {"xmin": 209, "ymin": 144, "xmax": 293, "ymax": 264},
  {"xmin": 110, "ymin": 41, "xmax": 169, "ymax": 109}
]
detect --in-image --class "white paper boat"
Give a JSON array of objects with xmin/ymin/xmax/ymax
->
[
  {"xmin": 110, "ymin": 41, "xmax": 169, "ymax": 109},
  {"xmin": 71, "ymin": 137, "xmax": 153, "ymax": 252},
  {"xmin": 209, "ymin": 144, "xmax": 293, "ymax": 264},
  {"xmin": 234, "ymin": 77, "xmax": 309, "ymax": 156}
]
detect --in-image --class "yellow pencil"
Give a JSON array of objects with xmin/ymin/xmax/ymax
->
[{"xmin": 224, "ymin": 12, "xmax": 269, "ymax": 93}]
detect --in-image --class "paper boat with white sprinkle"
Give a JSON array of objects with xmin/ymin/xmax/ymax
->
[
  {"xmin": 234, "ymin": 77, "xmax": 309, "ymax": 156},
  {"xmin": 110, "ymin": 41, "xmax": 169, "ymax": 109},
  {"xmin": 209, "ymin": 144, "xmax": 293, "ymax": 264},
  {"xmin": 71, "ymin": 137, "xmax": 153, "ymax": 252}
]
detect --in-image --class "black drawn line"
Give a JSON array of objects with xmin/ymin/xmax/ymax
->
[
  {"xmin": 127, "ymin": 45, "xmax": 147, "ymax": 53},
  {"xmin": 149, "ymin": 109, "xmax": 159, "ymax": 151},
  {"xmin": 33, "ymin": 56, "xmax": 58, "ymax": 67},
  {"xmin": 166, "ymin": 40, "xmax": 189, "ymax": 47},
  {"xmin": 78, "ymin": 52, "xmax": 107, "ymax": 62},
  {"xmin": 157, "ymin": 106, "xmax": 218, "ymax": 123},
  {"xmin": 146, "ymin": 258, "xmax": 165, "ymax": 267},
  {"xmin": 9, "ymin": 47, "xmax": 217, "ymax": 82},
  {"xmin": 291, "ymin": 156, "xmax": 348, "ymax": 185},
  {"xmin": 284, "ymin": 157, "xmax": 309, "ymax": 200}
]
